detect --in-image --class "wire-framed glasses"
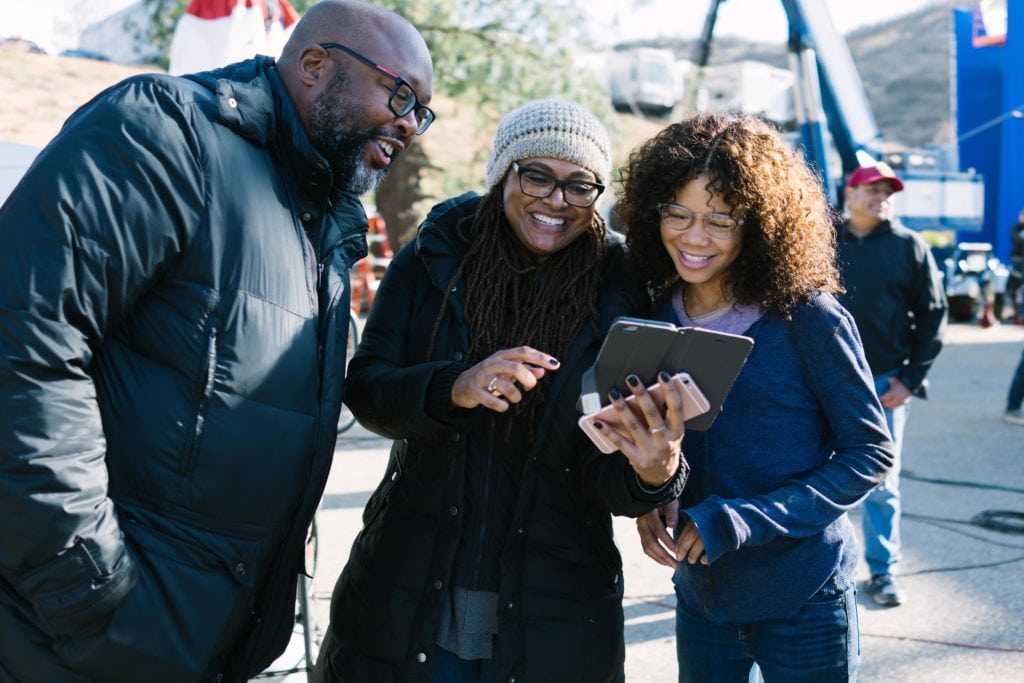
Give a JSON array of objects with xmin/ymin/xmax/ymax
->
[
  {"xmin": 318, "ymin": 42, "xmax": 435, "ymax": 135},
  {"xmin": 511, "ymin": 162, "xmax": 605, "ymax": 208},
  {"xmin": 657, "ymin": 202, "xmax": 743, "ymax": 239}
]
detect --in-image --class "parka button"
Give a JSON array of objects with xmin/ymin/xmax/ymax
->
[
  {"xmin": 391, "ymin": 471, "xmax": 399, "ymax": 481},
  {"xmin": 433, "ymin": 579, "xmax": 443, "ymax": 590},
  {"xmin": 416, "ymin": 652, "xmax": 427, "ymax": 663},
  {"xmin": 517, "ymin": 527, "xmax": 525, "ymax": 535},
  {"xmin": 451, "ymin": 433, "xmax": 461, "ymax": 442},
  {"xmin": 453, "ymin": 352, "xmax": 463, "ymax": 361},
  {"xmin": 506, "ymin": 601, "xmax": 514, "ymax": 610},
  {"xmin": 509, "ymin": 677, "xmax": 517, "ymax": 682},
  {"xmin": 449, "ymin": 506, "xmax": 459, "ymax": 516},
  {"xmin": 227, "ymin": 97, "xmax": 238, "ymax": 108},
  {"xmin": 301, "ymin": 212, "xmax": 312, "ymax": 223},
  {"xmin": 235, "ymin": 563, "xmax": 246, "ymax": 576}
]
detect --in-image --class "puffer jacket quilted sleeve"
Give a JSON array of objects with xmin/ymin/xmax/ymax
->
[{"xmin": 0, "ymin": 77, "xmax": 205, "ymax": 636}]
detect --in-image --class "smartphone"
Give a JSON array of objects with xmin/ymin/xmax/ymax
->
[
  {"xmin": 582, "ymin": 317, "xmax": 754, "ymax": 432},
  {"xmin": 578, "ymin": 372, "xmax": 710, "ymax": 454}
]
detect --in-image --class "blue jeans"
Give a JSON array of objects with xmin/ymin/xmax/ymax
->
[
  {"xmin": 675, "ymin": 586, "xmax": 860, "ymax": 682},
  {"xmin": 430, "ymin": 645, "xmax": 496, "ymax": 683},
  {"xmin": 861, "ymin": 371, "xmax": 907, "ymax": 577},
  {"xmin": 1006, "ymin": 345, "xmax": 1024, "ymax": 411}
]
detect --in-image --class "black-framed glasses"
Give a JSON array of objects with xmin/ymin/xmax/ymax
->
[
  {"xmin": 318, "ymin": 42, "xmax": 435, "ymax": 135},
  {"xmin": 657, "ymin": 202, "xmax": 743, "ymax": 240},
  {"xmin": 511, "ymin": 162, "xmax": 605, "ymax": 208}
]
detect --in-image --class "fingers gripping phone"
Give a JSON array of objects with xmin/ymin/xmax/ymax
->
[{"xmin": 578, "ymin": 372, "xmax": 710, "ymax": 454}]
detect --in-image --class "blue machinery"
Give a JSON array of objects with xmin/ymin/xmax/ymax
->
[{"xmin": 691, "ymin": 0, "xmax": 985, "ymax": 234}]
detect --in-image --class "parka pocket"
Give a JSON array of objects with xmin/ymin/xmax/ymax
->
[
  {"xmin": 52, "ymin": 516, "xmax": 255, "ymax": 683},
  {"xmin": 178, "ymin": 325, "xmax": 218, "ymax": 477},
  {"xmin": 13, "ymin": 537, "xmax": 136, "ymax": 638},
  {"xmin": 361, "ymin": 456, "xmax": 403, "ymax": 529}
]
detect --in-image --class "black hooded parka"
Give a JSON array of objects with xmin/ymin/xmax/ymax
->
[
  {"xmin": 0, "ymin": 57, "xmax": 367, "ymax": 682},
  {"xmin": 319, "ymin": 194, "xmax": 686, "ymax": 682}
]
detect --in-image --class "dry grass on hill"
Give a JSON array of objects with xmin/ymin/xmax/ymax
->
[
  {"xmin": 1, "ymin": 48, "xmax": 668, "ymax": 216},
  {"xmin": 0, "ymin": 50, "xmax": 157, "ymax": 148}
]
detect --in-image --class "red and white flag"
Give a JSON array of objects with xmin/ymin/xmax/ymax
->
[{"xmin": 168, "ymin": 0, "xmax": 300, "ymax": 76}]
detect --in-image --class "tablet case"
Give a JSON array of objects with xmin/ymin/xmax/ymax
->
[{"xmin": 579, "ymin": 317, "xmax": 754, "ymax": 432}]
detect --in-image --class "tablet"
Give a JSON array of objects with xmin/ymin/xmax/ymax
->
[{"xmin": 580, "ymin": 316, "xmax": 754, "ymax": 432}]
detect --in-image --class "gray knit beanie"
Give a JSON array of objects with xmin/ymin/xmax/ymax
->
[{"xmin": 485, "ymin": 98, "xmax": 613, "ymax": 191}]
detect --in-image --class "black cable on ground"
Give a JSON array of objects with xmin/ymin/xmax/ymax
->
[
  {"xmin": 902, "ymin": 468, "xmax": 1024, "ymax": 495},
  {"xmin": 972, "ymin": 509, "xmax": 1024, "ymax": 534}
]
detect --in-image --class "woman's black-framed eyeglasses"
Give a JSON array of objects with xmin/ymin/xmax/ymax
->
[
  {"xmin": 318, "ymin": 42, "xmax": 435, "ymax": 135},
  {"xmin": 511, "ymin": 162, "xmax": 605, "ymax": 208}
]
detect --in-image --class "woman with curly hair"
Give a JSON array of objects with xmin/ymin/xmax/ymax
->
[{"xmin": 606, "ymin": 112, "xmax": 895, "ymax": 682}]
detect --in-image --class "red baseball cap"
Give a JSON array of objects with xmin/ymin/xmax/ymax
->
[{"xmin": 846, "ymin": 165, "xmax": 904, "ymax": 192}]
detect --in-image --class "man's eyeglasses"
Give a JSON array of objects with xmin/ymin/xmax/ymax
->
[
  {"xmin": 318, "ymin": 42, "xmax": 435, "ymax": 135},
  {"xmin": 657, "ymin": 202, "xmax": 743, "ymax": 240},
  {"xmin": 511, "ymin": 162, "xmax": 605, "ymax": 208}
]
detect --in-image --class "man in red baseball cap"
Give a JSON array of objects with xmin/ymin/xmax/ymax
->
[
  {"xmin": 846, "ymin": 164, "xmax": 905, "ymax": 194},
  {"xmin": 835, "ymin": 164, "xmax": 948, "ymax": 608}
]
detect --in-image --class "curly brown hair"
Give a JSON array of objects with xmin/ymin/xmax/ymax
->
[{"xmin": 615, "ymin": 112, "xmax": 841, "ymax": 315}]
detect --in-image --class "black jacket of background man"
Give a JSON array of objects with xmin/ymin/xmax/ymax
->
[{"xmin": 835, "ymin": 218, "xmax": 948, "ymax": 396}]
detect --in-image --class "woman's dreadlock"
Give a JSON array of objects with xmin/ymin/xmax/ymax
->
[{"xmin": 427, "ymin": 190, "xmax": 608, "ymax": 436}]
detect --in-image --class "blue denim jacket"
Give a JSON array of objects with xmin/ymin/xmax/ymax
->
[{"xmin": 662, "ymin": 291, "xmax": 895, "ymax": 623}]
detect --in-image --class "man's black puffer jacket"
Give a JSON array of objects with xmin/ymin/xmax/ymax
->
[
  {"xmin": 0, "ymin": 57, "xmax": 367, "ymax": 682},
  {"xmin": 321, "ymin": 193, "xmax": 686, "ymax": 682}
]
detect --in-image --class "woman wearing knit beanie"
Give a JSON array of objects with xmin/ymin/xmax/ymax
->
[{"xmin": 315, "ymin": 99, "xmax": 689, "ymax": 682}]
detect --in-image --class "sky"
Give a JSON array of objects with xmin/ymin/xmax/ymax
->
[
  {"xmin": 3, "ymin": 0, "xmax": 955, "ymax": 53},
  {"xmin": 587, "ymin": 0, "xmax": 948, "ymax": 45}
]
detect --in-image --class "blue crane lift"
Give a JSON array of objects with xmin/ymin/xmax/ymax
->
[{"xmin": 690, "ymin": 0, "xmax": 985, "ymax": 234}]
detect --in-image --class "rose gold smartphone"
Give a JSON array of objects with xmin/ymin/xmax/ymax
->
[{"xmin": 578, "ymin": 372, "xmax": 710, "ymax": 454}]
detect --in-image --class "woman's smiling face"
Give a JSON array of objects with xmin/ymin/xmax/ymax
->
[
  {"xmin": 659, "ymin": 175, "xmax": 743, "ymax": 294},
  {"xmin": 502, "ymin": 158, "xmax": 598, "ymax": 260}
]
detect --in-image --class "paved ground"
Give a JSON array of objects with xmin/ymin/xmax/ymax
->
[{"xmin": 260, "ymin": 321, "xmax": 1024, "ymax": 682}]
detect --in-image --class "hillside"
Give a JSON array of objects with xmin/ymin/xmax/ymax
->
[
  {"xmin": 640, "ymin": 1, "xmax": 954, "ymax": 148},
  {"xmin": 1, "ymin": 1, "xmax": 955, "ymax": 194}
]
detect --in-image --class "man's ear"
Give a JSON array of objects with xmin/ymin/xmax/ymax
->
[{"xmin": 295, "ymin": 45, "xmax": 332, "ymax": 88}]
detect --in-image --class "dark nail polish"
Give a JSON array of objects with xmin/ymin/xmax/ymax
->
[
  {"xmin": 548, "ymin": 358, "xmax": 560, "ymax": 366},
  {"xmin": 609, "ymin": 387, "xmax": 622, "ymax": 400},
  {"xmin": 659, "ymin": 371, "xmax": 671, "ymax": 382},
  {"xmin": 594, "ymin": 421, "xmax": 604, "ymax": 430},
  {"xmin": 626, "ymin": 374, "xmax": 640, "ymax": 388}
]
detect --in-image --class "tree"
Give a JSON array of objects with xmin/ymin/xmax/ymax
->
[
  {"xmin": 371, "ymin": 0, "xmax": 621, "ymax": 249},
  {"xmin": 142, "ymin": 0, "xmax": 640, "ymax": 249}
]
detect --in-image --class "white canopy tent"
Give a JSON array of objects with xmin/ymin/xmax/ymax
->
[{"xmin": 168, "ymin": 0, "xmax": 300, "ymax": 76}]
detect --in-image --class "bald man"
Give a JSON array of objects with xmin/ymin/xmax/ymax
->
[{"xmin": 0, "ymin": 2, "xmax": 432, "ymax": 681}]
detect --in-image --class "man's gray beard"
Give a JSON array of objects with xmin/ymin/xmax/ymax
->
[{"xmin": 344, "ymin": 151, "xmax": 389, "ymax": 195}]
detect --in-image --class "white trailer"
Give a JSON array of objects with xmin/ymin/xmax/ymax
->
[{"xmin": 609, "ymin": 47, "xmax": 679, "ymax": 117}]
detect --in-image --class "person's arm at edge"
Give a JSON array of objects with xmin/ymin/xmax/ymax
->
[{"xmin": 898, "ymin": 235, "xmax": 948, "ymax": 394}]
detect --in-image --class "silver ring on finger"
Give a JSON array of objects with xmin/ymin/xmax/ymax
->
[
  {"xmin": 649, "ymin": 425, "xmax": 665, "ymax": 434},
  {"xmin": 486, "ymin": 377, "xmax": 502, "ymax": 396}
]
